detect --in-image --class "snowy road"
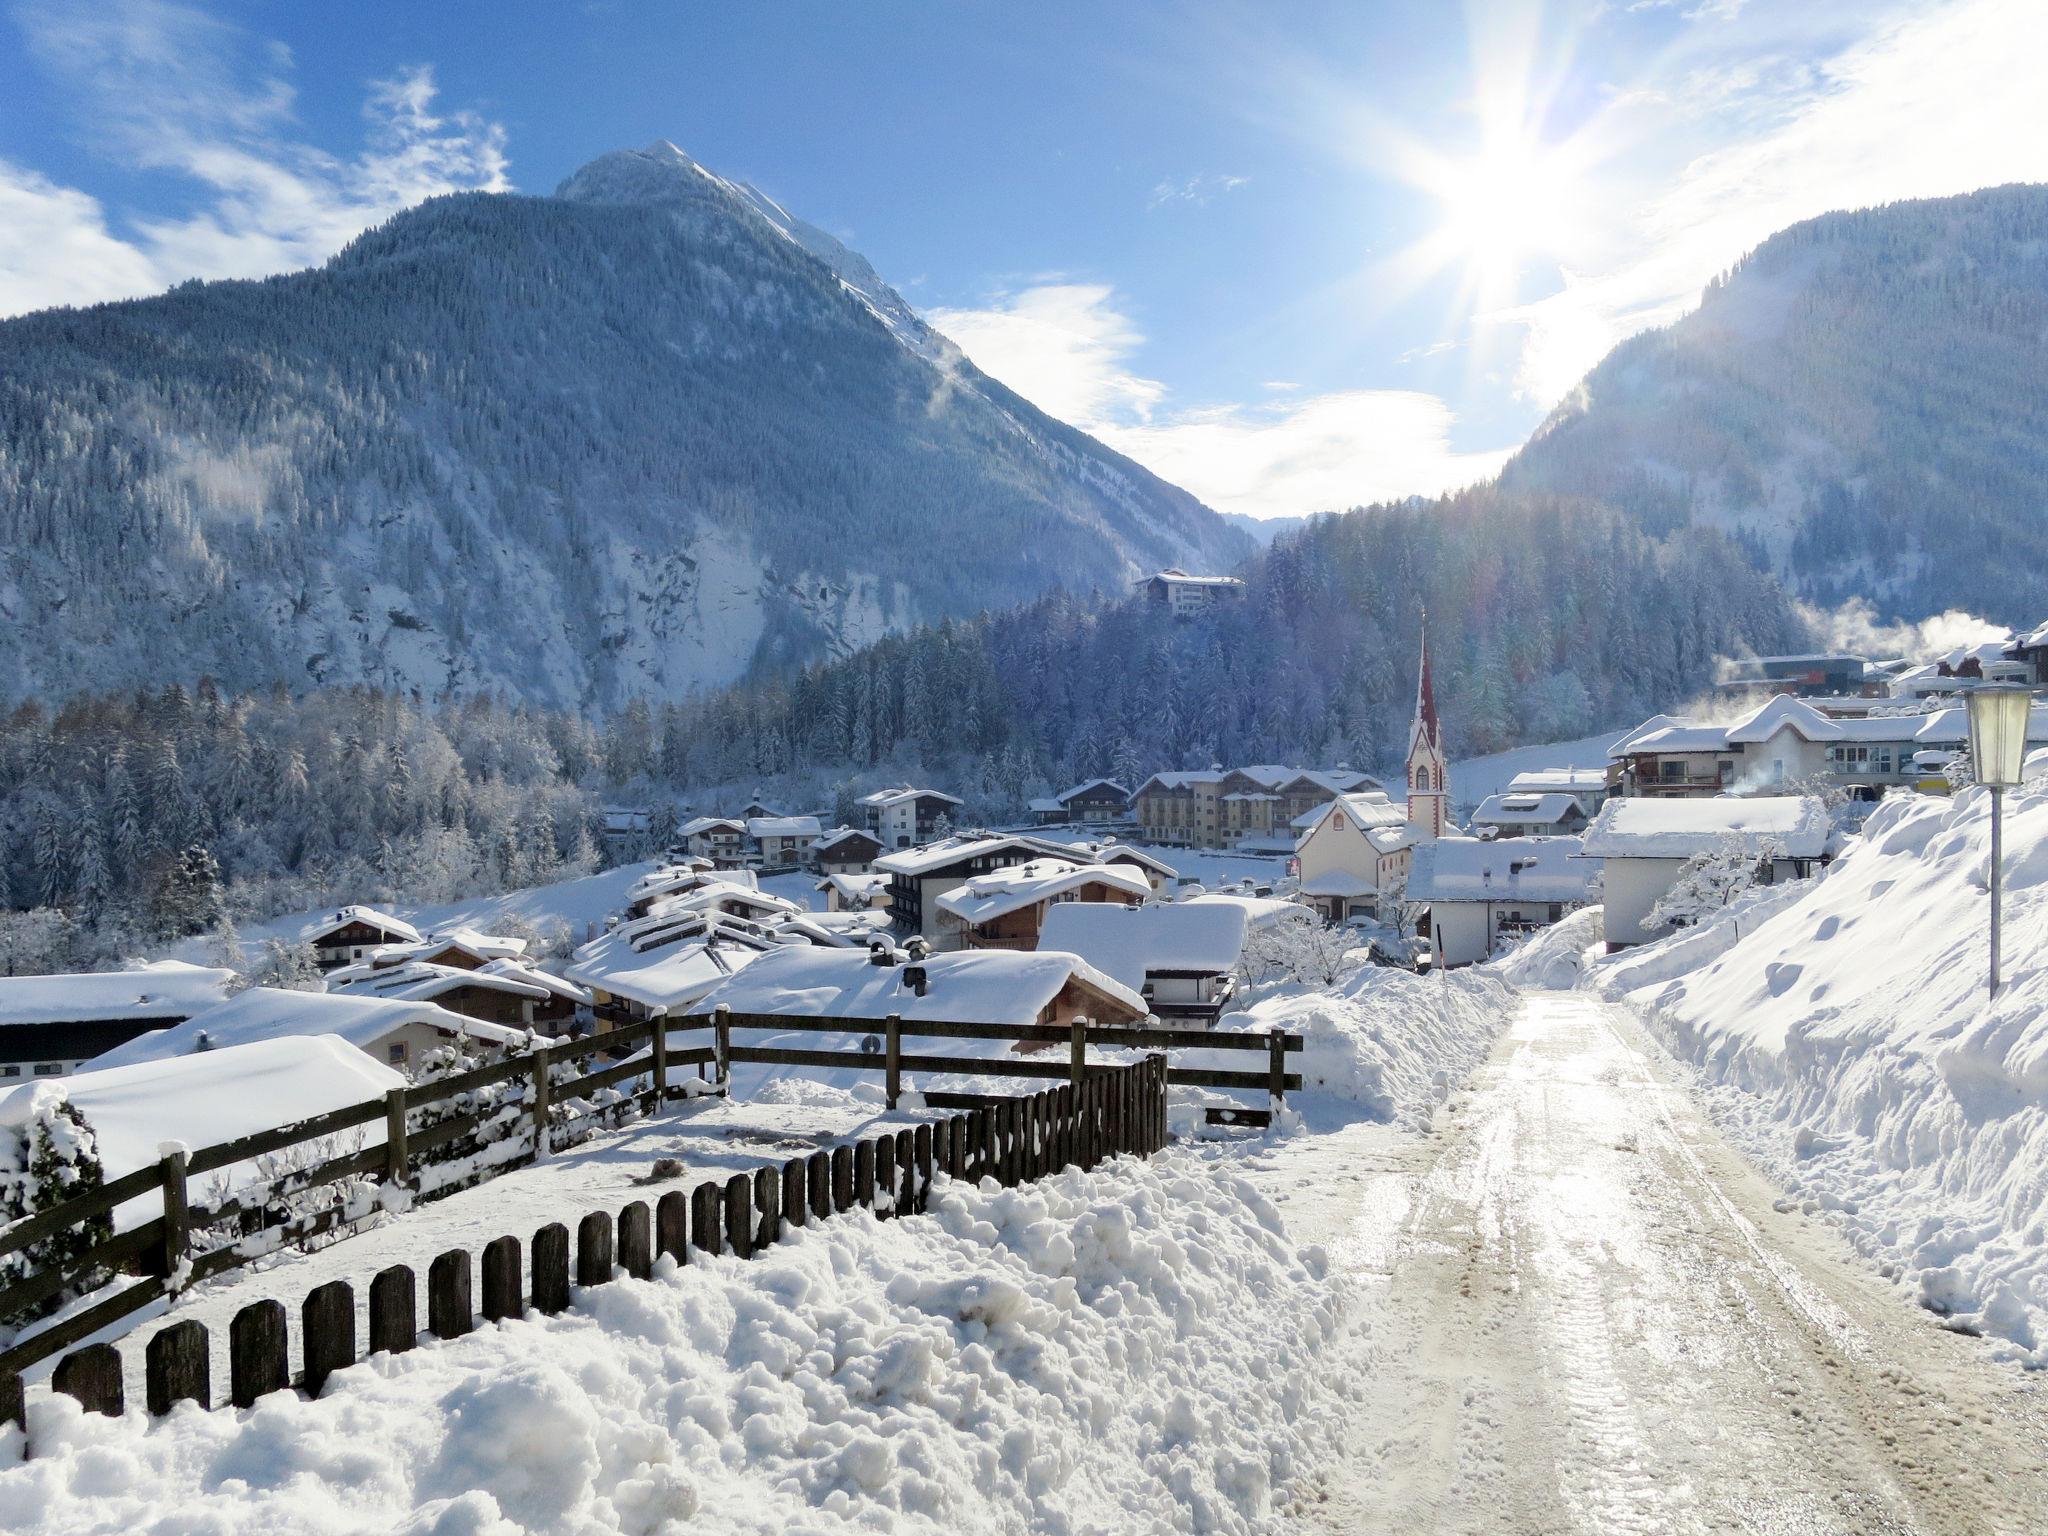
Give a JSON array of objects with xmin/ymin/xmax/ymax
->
[{"xmin": 1269, "ymin": 992, "xmax": 2048, "ymax": 1534}]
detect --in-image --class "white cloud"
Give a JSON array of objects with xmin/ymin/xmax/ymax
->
[
  {"xmin": 1148, "ymin": 172, "xmax": 1250, "ymax": 209},
  {"xmin": 929, "ymin": 282, "xmax": 1511, "ymax": 517},
  {"xmin": 0, "ymin": 0, "xmax": 508, "ymax": 318},
  {"xmin": 1504, "ymin": 0, "xmax": 2048, "ymax": 402}
]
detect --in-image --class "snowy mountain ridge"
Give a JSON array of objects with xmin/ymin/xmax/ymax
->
[{"xmin": 0, "ymin": 144, "xmax": 1247, "ymax": 708}]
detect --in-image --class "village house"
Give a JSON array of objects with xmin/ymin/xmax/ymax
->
[
  {"xmin": 0, "ymin": 960, "xmax": 235, "ymax": 1079},
  {"xmin": 933, "ymin": 860, "xmax": 1151, "ymax": 952},
  {"xmin": 1036, "ymin": 900, "xmax": 1249, "ymax": 1024},
  {"xmin": 811, "ymin": 826, "xmax": 883, "ymax": 874},
  {"xmin": 1293, "ymin": 792, "xmax": 1418, "ymax": 922},
  {"xmin": 300, "ymin": 905, "xmax": 424, "ymax": 970},
  {"xmin": 1503, "ymin": 767, "xmax": 1610, "ymax": 815},
  {"xmin": 95, "ymin": 987, "xmax": 546, "ymax": 1073},
  {"xmin": 1405, "ymin": 836, "xmax": 1597, "ymax": 967},
  {"xmin": 748, "ymin": 814, "xmax": 821, "ymax": 870},
  {"xmin": 1132, "ymin": 764, "xmax": 1380, "ymax": 849},
  {"xmin": 391, "ymin": 929, "xmax": 528, "ymax": 970},
  {"xmin": 1470, "ymin": 792, "xmax": 1590, "ymax": 839},
  {"xmin": 817, "ymin": 870, "xmax": 890, "ymax": 913},
  {"xmin": 2003, "ymin": 621, "xmax": 2048, "ymax": 687},
  {"xmin": 684, "ymin": 943, "xmax": 1148, "ymax": 1033},
  {"xmin": 859, "ymin": 786, "xmax": 965, "ymax": 849},
  {"xmin": 1579, "ymin": 794, "xmax": 1833, "ymax": 948},
  {"xmin": 1083, "ymin": 842, "xmax": 1180, "ymax": 899},
  {"xmin": 1137, "ymin": 568, "xmax": 1247, "ymax": 618},
  {"xmin": 564, "ymin": 909, "xmax": 783, "ymax": 1022},
  {"xmin": 600, "ymin": 807, "xmax": 655, "ymax": 856},
  {"xmin": 1030, "ymin": 778, "xmax": 1132, "ymax": 825},
  {"xmin": 622, "ymin": 863, "xmax": 760, "ymax": 918},
  {"xmin": 872, "ymin": 834, "xmax": 1090, "ymax": 944},
  {"xmin": 330, "ymin": 957, "xmax": 590, "ymax": 1031},
  {"xmin": 676, "ymin": 816, "xmax": 749, "ymax": 865}
]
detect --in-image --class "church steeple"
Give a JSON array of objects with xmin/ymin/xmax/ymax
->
[{"xmin": 1407, "ymin": 612, "xmax": 1448, "ymax": 840}]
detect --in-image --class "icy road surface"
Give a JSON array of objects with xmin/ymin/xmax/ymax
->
[{"xmin": 1269, "ymin": 992, "xmax": 2048, "ymax": 1534}]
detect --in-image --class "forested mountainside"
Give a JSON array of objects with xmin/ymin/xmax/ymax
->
[
  {"xmin": 1502, "ymin": 184, "xmax": 2048, "ymax": 622},
  {"xmin": 659, "ymin": 489, "xmax": 1808, "ymax": 803},
  {"xmin": 0, "ymin": 143, "xmax": 1245, "ymax": 708}
]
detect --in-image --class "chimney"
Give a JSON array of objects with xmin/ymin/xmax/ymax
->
[
  {"xmin": 903, "ymin": 965, "xmax": 928, "ymax": 997},
  {"xmin": 867, "ymin": 940, "xmax": 897, "ymax": 967}
]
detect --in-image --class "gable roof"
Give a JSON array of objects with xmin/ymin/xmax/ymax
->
[
  {"xmin": 1057, "ymin": 778, "xmax": 1130, "ymax": 804},
  {"xmin": 1295, "ymin": 791, "xmax": 1414, "ymax": 853},
  {"xmin": 1723, "ymin": 694, "xmax": 1844, "ymax": 745},
  {"xmin": 682, "ymin": 946, "xmax": 1146, "ymax": 1026},
  {"xmin": 96, "ymin": 986, "xmax": 530, "ymax": 1068},
  {"xmin": 0, "ymin": 961, "xmax": 234, "ymax": 1029},
  {"xmin": 330, "ymin": 959, "xmax": 554, "ymax": 1007},
  {"xmin": 563, "ymin": 909, "xmax": 780, "ymax": 1012},
  {"xmin": 299, "ymin": 904, "xmax": 421, "ymax": 946},
  {"xmin": 1472, "ymin": 792, "xmax": 1584, "ymax": 826},
  {"xmin": 1506, "ymin": 767, "xmax": 1607, "ymax": 795},
  {"xmin": 1035, "ymin": 902, "xmax": 1248, "ymax": 989},
  {"xmin": 1580, "ymin": 795, "xmax": 1832, "ymax": 860},
  {"xmin": 748, "ymin": 815, "xmax": 821, "ymax": 838},
  {"xmin": 677, "ymin": 816, "xmax": 746, "ymax": 838},
  {"xmin": 871, "ymin": 833, "xmax": 1083, "ymax": 877},
  {"xmin": 1407, "ymin": 836, "xmax": 1596, "ymax": 905},
  {"xmin": 813, "ymin": 826, "xmax": 882, "ymax": 854},
  {"xmin": 934, "ymin": 861, "xmax": 1151, "ymax": 927},
  {"xmin": 857, "ymin": 785, "xmax": 963, "ymax": 809}
]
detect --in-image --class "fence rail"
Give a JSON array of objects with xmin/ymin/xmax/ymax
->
[
  {"xmin": 3, "ymin": 1056, "xmax": 1169, "ymax": 1452},
  {"xmin": 0, "ymin": 1002, "xmax": 1296, "ymax": 1386}
]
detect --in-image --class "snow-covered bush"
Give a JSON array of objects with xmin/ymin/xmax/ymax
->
[
  {"xmin": 0, "ymin": 1087, "xmax": 111, "ymax": 1330},
  {"xmin": 1647, "ymin": 832, "xmax": 1785, "ymax": 931},
  {"xmin": 1239, "ymin": 914, "xmax": 1359, "ymax": 990}
]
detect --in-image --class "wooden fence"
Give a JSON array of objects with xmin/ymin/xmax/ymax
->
[
  {"xmin": 2, "ymin": 1055, "xmax": 1168, "ymax": 1450},
  {"xmin": 0, "ymin": 1003, "xmax": 1295, "ymax": 1404}
]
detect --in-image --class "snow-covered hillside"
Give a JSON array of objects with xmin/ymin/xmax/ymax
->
[
  {"xmin": 0, "ymin": 142, "xmax": 1246, "ymax": 707},
  {"xmin": 1513, "ymin": 783, "xmax": 2048, "ymax": 1362}
]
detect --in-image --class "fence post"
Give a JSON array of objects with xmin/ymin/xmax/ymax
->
[
  {"xmin": 1070, "ymin": 1016, "xmax": 1087, "ymax": 1090},
  {"xmin": 530, "ymin": 1045, "xmax": 553, "ymax": 1160},
  {"xmin": 532, "ymin": 1223, "xmax": 571, "ymax": 1312},
  {"xmin": 714, "ymin": 1004, "xmax": 732, "ymax": 1090},
  {"xmin": 384, "ymin": 1088, "xmax": 409, "ymax": 1190},
  {"xmin": 656, "ymin": 1190, "xmax": 689, "ymax": 1263},
  {"xmin": 914, "ymin": 1123, "xmax": 934, "ymax": 1213},
  {"xmin": 691, "ymin": 1182, "xmax": 723, "ymax": 1257},
  {"xmin": 158, "ymin": 1145, "xmax": 189, "ymax": 1289},
  {"xmin": 782, "ymin": 1158, "xmax": 807, "ymax": 1231},
  {"xmin": 723, "ymin": 1174, "xmax": 753, "ymax": 1259},
  {"xmin": 854, "ymin": 1140, "xmax": 876, "ymax": 1209},
  {"xmin": 481, "ymin": 1236, "xmax": 523, "ymax": 1322},
  {"xmin": 0, "ymin": 1369, "xmax": 21, "ymax": 1442},
  {"xmin": 368, "ymin": 1265, "xmax": 416, "ymax": 1356},
  {"xmin": 301, "ymin": 1280, "xmax": 355, "ymax": 1398},
  {"xmin": 807, "ymin": 1151, "xmax": 831, "ymax": 1222},
  {"xmin": 576, "ymin": 1212, "xmax": 614, "ymax": 1288},
  {"xmin": 145, "ymin": 1319, "xmax": 210, "ymax": 1415},
  {"xmin": 428, "ymin": 1250, "xmax": 473, "ymax": 1339},
  {"xmin": 619, "ymin": 1201, "xmax": 653, "ymax": 1279},
  {"xmin": 884, "ymin": 1013, "xmax": 902, "ymax": 1109},
  {"xmin": 1268, "ymin": 1032, "xmax": 1288, "ymax": 1109},
  {"xmin": 874, "ymin": 1136, "xmax": 896, "ymax": 1218},
  {"xmin": 831, "ymin": 1146, "xmax": 854, "ymax": 1213},
  {"xmin": 52, "ymin": 1343, "xmax": 123, "ymax": 1417},
  {"xmin": 753, "ymin": 1166, "xmax": 780, "ymax": 1249},
  {"xmin": 650, "ymin": 1015, "xmax": 669, "ymax": 1105},
  {"xmin": 230, "ymin": 1300, "xmax": 289, "ymax": 1407},
  {"xmin": 895, "ymin": 1128, "xmax": 915, "ymax": 1213}
]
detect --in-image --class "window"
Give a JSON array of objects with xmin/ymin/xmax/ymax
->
[
  {"xmin": 34, "ymin": 1063, "xmax": 62, "ymax": 1077},
  {"xmin": 0, "ymin": 1064, "xmax": 17, "ymax": 1078},
  {"xmin": 387, "ymin": 1041, "xmax": 408, "ymax": 1065}
]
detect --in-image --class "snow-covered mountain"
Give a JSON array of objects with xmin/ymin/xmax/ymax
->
[
  {"xmin": 1501, "ymin": 184, "xmax": 2048, "ymax": 624},
  {"xmin": 0, "ymin": 142, "xmax": 1247, "ymax": 707}
]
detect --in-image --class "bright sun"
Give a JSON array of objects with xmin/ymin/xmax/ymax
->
[{"xmin": 1429, "ymin": 133, "xmax": 1579, "ymax": 277}]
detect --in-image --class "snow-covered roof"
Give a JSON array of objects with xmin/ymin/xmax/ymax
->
[
  {"xmin": 1179, "ymin": 893, "xmax": 1312, "ymax": 931},
  {"xmin": 816, "ymin": 870, "xmax": 890, "ymax": 900},
  {"xmin": 627, "ymin": 865, "xmax": 760, "ymax": 905},
  {"xmin": 0, "ymin": 961, "xmax": 234, "ymax": 1028},
  {"xmin": 1295, "ymin": 791, "xmax": 1413, "ymax": 852},
  {"xmin": 677, "ymin": 816, "xmax": 746, "ymax": 838},
  {"xmin": 683, "ymin": 946, "xmax": 1146, "ymax": 1026},
  {"xmin": 2010, "ymin": 621, "xmax": 2048, "ymax": 652},
  {"xmin": 813, "ymin": 826, "xmax": 880, "ymax": 853},
  {"xmin": 1147, "ymin": 569, "xmax": 1244, "ymax": 588},
  {"xmin": 477, "ymin": 957, "xmax": 592, "ymax": 1005},
  {"xmin": 1056, "ymin": 778, "xmax": 1130, "ymax": 804},
  {"xmin": 96, "ymin": 986, "xmax": 529, "ymax": 1069},
  {"xmin": 1723, "ymin": 694, "xmax": 1844, "ymax": 745},
  {"xmin": 1034, "ymin": 902, "xmax": 1248, "ymax": 989},
  {"xmin": 1407, "ymin": 836, "xmax": 1596, "ymax": 905},
  {"xmin": 857, "ymin": 785, "xmax": 962, "ymax": 809},
  {"xmin": 1297, "ymin": 873, "xmax": 1378, "ymax": 898},
  {"xmin": 1084, "ymin": 843, "xmax": 1179, "ymax": 880},
  {"xmin": 570, "ymin": 935, "xmax": 771, "ymax": 1013},
  {"xmin": 1027, "ymin": 797, "xmax": 1063, "ymax": 814},
  {"xmin": 871, "ymin": 833, "xmax": 1081, "ymax": 876},
  {"xmin": 747, "ymin": 815, "xmax": 821, "ymax": 838},
  {"xmin": 1580, "ymin": 795, "xmax": 1832, "ymax": 860},
  {"xmin": 331, "ymin": 959, "xmax": 552, "ymax": 1006},
  {"xmin": 934, "ymin": 861, "xmax": 1151, "ymax": 927},
  {"xmin": 0, "ymin": 1035, "xmax": 405, "ymax": 1197},
  {"xmin": 299, "ymin": 904, "xmax": 422, "ymax": 945},
  {"xmin": 1472, "ymin": 792, "xmax": 1583, "ymax": 826},
  {"xmin": 1506, "ymin": 767, "xmax": 1607, "ymax": 795},
  {"xmin": 421, "ymin": 928, "xmax": 528, "ymax": 961}
]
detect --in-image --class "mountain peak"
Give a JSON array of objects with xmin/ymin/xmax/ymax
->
[{"xmin": 554, "ymin": 141, "xmax": 732, "ymax": 206}]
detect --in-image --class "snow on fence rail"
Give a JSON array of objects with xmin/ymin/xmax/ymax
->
[
  {"xmin": 0, "ymin": 1004, "xmax": 1295, "ymax": 1397},
  {"xmin": 1, "ymin": 1055, "xmax": 1169, "ymax": 1452}
]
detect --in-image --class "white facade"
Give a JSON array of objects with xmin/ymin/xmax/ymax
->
[
  {"xmin": 1293, "ymin": 792, "xmax": 1415, "ymax": 922},
  {"xmin": 1581, "ymin": 795, "xmax": 1831, "ymax": 947}
]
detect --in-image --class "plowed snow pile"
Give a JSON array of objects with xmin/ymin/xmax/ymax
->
[
  {"xmin": 1537, "ymin": 785, "xmax": 2048, "ymax": 1362},
  {"xmin": 2, "ymin": 1152, "xmax": 1344, "ymax": 1535}
]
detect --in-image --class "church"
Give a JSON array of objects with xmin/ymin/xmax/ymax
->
[{"xmin": 1291, "ymin": 619, "xmax": 1445, "ymax": 923}]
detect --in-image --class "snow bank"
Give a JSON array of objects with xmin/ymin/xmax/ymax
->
[
  {"xmin": 2, "ymin": 1152, "xmax": 1345, "ymax": 1534},
  {"xmin": 1587, "ymin": 786, "xmax": 2048, "ymax": 1361},
  {"xmin": 1224, "ymin": 964, "xmax": 1513, "ymax": 1127}
]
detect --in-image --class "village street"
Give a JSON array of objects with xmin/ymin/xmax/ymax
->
[{"xmin": 1257, "ymin": 993, "xmax": 2048, "ymax": 1535}]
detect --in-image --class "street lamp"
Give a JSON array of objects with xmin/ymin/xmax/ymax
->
[{"xmin": 1966, "ymin": 684, "xmax": 2032, "ymax": 1000}]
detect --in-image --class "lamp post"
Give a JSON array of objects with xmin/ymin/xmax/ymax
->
[{"xmin": 1965, "ymin": 684, "xmax": 2031, "ymax": 1001}]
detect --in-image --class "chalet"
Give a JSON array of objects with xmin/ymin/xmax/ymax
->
[
  {"xmin": 348, "ymin": 927, "xmax": 527, "ymax": 972},
  {"xmin": 872, "ymin": 834, "xmax": 1090, "ymax": 944},
  {"xmin": 2003, "ymin": 622, "xmax": 2048, "ymax": 687},
  {"xmin": 1036, "ymin": 900, "xmax": 1248, "ymax": 1024},
  {"xmin": 683, "ymin": 943, "xmax": 1148, "ymax": 1033},
  {"xmin": 601, "ymin": 808, "xmax": 655, "ymax": 855},
  {"xmin": 811, "ymin": 826, "xmax": 883, "ymax": 874},
  {"xmin": 623, "ymin": 863, "xmax": 760, "ymax": 919},
  {"xmin": 1406, "ymin": 836, "xmax": 1596, "ymax": 967},
  {"xmin": 1470, "ymin": 792, "xmax": 1589, "ymax": 839},
  {"xmin": 858, "ymin": 786, "xmax": 964, "ymax": 849},
  {"xmin": 1033, "ymin": 779, "xmax": 1131, "ymax": 825},
  {"xmin": 1579, "ymin": 795, "xmax": 1832, "ymax": 948},
  {"xmin": 1132, "ymin": 764, "xmax": 1379, "ymax": 848},
  {"xmin": 817, "ymin": 870, "xmax": 890, "ymax": 913},
  {"xmin": 676, "ymin": 816, "xmax": 749, "ymax": 865},
  {"xmin": 300, "ymin": 906, "xmax": 423, "ymax": 970},
  {"xmin": 748, "ymin": 815, "xmax": 821, "ymax": 870},
  {"xmin": 1292, "ymin": 792, "xmax": 1417, "ymax": 923},
  {"xmin": 739, "ymin": 792, "xmax": 785, "ymax": 820},
  {"xmin": 331, "ymin": 958, "xmax": 590, "ymax": 1031},
  {"xmin": 95, "ymin": 987, "xmax": 545, "ymax": 1074},
  {"xmin": 636, "ymin": 879, "xmax": 803, "ymax": 932},
  {"xmin": 1137, "ymin": 569, "xmax": 1247, "ymax": 618},
  {"xmin": 1503, "ymin": 767, "xmax": 1609, "ymax": 816},
  {"xmin": 0, "ymin": 961, "xmax": 235, "ymax": 1079},
  {"xmin": 564, "ymin": 909, "xmax": 781, "ymax": 1021},
  {"xmin": 1084, "ymin": 842, "xmax": 1180, "ymax": 899},
  {"xmin": 933, "ymin": 860, "xmax": 1150, "ymax": 951}
]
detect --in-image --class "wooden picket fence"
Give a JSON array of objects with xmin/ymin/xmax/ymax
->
[{"xmin": 2, "ymin": 1055, "xmax": 1169, "ymax": 1450}]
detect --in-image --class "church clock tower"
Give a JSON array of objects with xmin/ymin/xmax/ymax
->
[{"xmin": 1406, "ymin": 616, "xmax": 1449, "ymax": 841}]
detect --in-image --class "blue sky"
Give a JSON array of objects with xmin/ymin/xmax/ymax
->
[{"xmin": 3, "ymin": 0, "xmax": 2044, "ymax": 518}]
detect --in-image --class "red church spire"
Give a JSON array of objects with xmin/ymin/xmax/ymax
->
[{"xmin": 1411, "ymin": 609, "xmax": 1441, "ymax": 752}]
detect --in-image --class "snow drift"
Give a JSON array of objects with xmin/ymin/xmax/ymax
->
[
  {"xmin": 1, "ymin": 1152, "xmax": 1345, "ymax": 1533},
  {"xmin": 1541, "ymin": 785, "xmax": 2048, "ymax": 1362}
]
